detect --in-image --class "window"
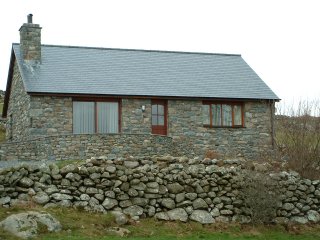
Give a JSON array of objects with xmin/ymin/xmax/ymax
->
[
  {"xmin": 202, "ymin": 102, "xmax": 244, "ymax": 127},
  {"xmin": 152, "ymin": 104, "xmax": 165, "ymax": 126},
  {"xmin": 73, "ymin": 101, "xmax": 119, "ymax": 134}
]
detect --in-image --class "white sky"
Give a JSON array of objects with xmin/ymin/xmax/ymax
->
[{"xmin": 0, "ymin": 0, "xmax": 319, "ymax": 109}]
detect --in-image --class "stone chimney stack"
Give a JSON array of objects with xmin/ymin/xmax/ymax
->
[{"xmin": 19, "ymin": 14, "xmax": 42, "ymax": 62}]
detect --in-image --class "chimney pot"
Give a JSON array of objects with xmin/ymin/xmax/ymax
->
[{"xmin": 27, "ymin": 14, "xmax": 33, "ymax": 24}]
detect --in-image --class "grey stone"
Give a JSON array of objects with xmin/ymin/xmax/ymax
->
[
  {"xmin": 45, "ymin": 185, "xmax": 59, "ymax": 194},
  {"xmin": 155, "ymin": 212, "xmax": 169, "ymax": 221},
  {"xmin": 0, "ymin": 211, "xmax": 61, "ymax": 239},
  {"xmin": 307, "ymin": 210, "xmax": 320, "ymax": 223},
  {"xmin": 146, "ymin": 182, "xmax": 159, "ymax": 189},
  {"xmin": 193, "ymin": 198, "xmax": 208, "ymax": 209},
  {"xmin": 185, "ymin": 192, "xmax": 197, "ymax": 200},
  {"xmin": 18, "ymin": 177, "xmax": 34, "ymax": 188},
  {"xmin": 128, "ymin": 188, "xmax": 139, "ymax": 197},
  {"xmin": 167, "ymin": 208, "xmax": 188, "ymax": 222},
  {"xmin": 0, "ymin": 196, "xmax": 11, "ymax": 205},
  {"xmin": 282, "ymin": 203, "xmax": 295, "ymax": 211},
  {"xmin": 167, "ymin": 183, "xmax": 184, "ymax": 193},
  {"xmin": 80, "ymin": 194, "xmax": 91, "ymax": 201},
  {"xmin": 86, "ymin": 187, "xmax": 99, "ymax": 195},
  {"xmin": 102, "ymin": 198, "xmax": 118, "ymax": 209},
  {"xmin": 210, "ymin": 208, "xmax": 220, "ymax": 217},
  {"xmin": 161, "ymin": 198, "xmax": 176, "ymax": 209},
  {"xmin": 124, "ymin": 161, "xmax": 139, "ymax": 168},
  {"xmin": 190, "ymin": 210, "xmax": 214, "ymax": 224},
  {"xmin": 60, "ymin": 164, "xmax": 77, "ymax": 175},
  {"xmin": 132, "ymin": 198, "xmax": 149, "ymax": 207},
  {"xmin": 175, "ymin": 193, "xmax": 185, "ymax": 203},
  {"xmin": 51, "ymin": 193, "xmax": 73, "ymax": 201},
  {"xmin": 111, "ymin": 211, "xmax": 128, "ymax": 225},
  {"xmin": 32, "ymin": 191, "xmax": 49, "ymax": 205},
  {"xmin": 290, "ymin": 216, "xmax": 308, "ymax": 224},
  {"xmin": 105, "ymin": 165, "xmax": 116, "ymax": 173},
  {"xmin": 123, "ymin": 205, "xmax": 144, "ymax": 217}
]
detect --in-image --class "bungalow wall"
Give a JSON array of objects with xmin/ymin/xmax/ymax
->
[{"xmin": 6, "ymin": 73, "xmax": 274, "ymax": 158}]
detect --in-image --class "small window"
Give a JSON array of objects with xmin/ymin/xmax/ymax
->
[{"xmin": 203, "ymin": 102, "xmax": 244, "ymax": 128}]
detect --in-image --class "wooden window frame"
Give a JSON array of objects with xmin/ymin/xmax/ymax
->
[
  {"xmin": 72, "ymin": 98, "xmax": 121, "ymax": 133},
  {"xmin": 202, "ymin": 101, "xmax": 244, "ymax": 128}
]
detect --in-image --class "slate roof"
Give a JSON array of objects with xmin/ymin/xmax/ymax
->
[{"xmin": 12, "ymin": 43, "xmax": 279, "ymax": 100}]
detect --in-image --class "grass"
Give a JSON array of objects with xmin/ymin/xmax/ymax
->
[{"xmin": 0, "ymin": 205, "xmax": 319, "ymax": 240}]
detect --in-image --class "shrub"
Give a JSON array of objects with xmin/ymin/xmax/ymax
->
[
  {"xmin": 240, "ymin": 171, "xmax": 280, "ymax": 224},
  {"xmin": 275, "ymin": 100, "xmax": 320, "ymax": 179}
]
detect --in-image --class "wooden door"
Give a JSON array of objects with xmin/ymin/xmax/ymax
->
[{"xmin": 151, "ymin": 100, "xmax": 167, "ymax": 135}]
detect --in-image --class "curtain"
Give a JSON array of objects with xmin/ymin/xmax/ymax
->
[
  {"xmin": 212, "ymin": 104, "xmax": 222, "ymax": 126},
  {"xmin": 222, "ymin": 104, "xmax": 232, "ymax": 126},
  {"xmin": 73, "ymin": 102, "xmax": 95, "ymax": 134},
  {"xmin": 97, "ymin": 102, "xmax": 119, "ymax": 133}
]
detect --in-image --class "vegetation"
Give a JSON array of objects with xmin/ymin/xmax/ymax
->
[
  {"xmin": 241, "ymin": 171, "xmax": 280, "ymax": 224},
  {"xmin": 275, "ymin": 100, "xmax": 320, "ymax": 179},
  {"xmin": 0, "ymin": 205, "xmax": 319, "ymax": 240}
]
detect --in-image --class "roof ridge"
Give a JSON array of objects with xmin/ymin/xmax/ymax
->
[{"xmin": 12, "ymin": 42, "xmax": 241, "ymax": 57}]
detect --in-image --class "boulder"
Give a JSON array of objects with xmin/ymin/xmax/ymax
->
[
  {"xmin": 123, "ymin": 205, "xmax": 144, "ymax": 217},
  {"xmin": 290, "ymin": 216, "xmax": 308, "ymax": 224},
  {"xmin": 155, "ymin": 212, "xmax": 170, "ymax": 221},
  {"xmin": 192, "ymin": 198, "xmax": 208, "ymax": 209},
  {"xmin": 0, "ymin": 211, "xmax": 61, "ymax": 239},
  {"xmin": 60, "ymin": 164, "xmax": 77, "ymax": 175},
  {"xmin": 18, "ymin": 177, "xmax": 34, "ymax": 188},
  {"xmin": 167, "ymin": 183, "xmax": 184, "ymax": 194},
  {"xmin": 102, "ymin": 198, "xmax": 118, "ymax": 209},
  {"xmin": 190, "ymin": 210, "xmax": 214, "ymax": 224},
  {"xmin": 307, "ymin": 210, "xmax": 320, "ymax": 223},
  {"xmin": 161, "ymin": 198, "xmax": 176, "ymax": 209},
  {"xmin": 167, "ymin": 208, "xmax": 188, "ymax": 222},
  {"xmin": 32, "ymin": 191, "xmax": 50, "ymax": 205}
]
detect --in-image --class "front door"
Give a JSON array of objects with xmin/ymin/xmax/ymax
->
[{"xmin": 151, "ymin": 100, "xmax": 167, "ymax": 135}]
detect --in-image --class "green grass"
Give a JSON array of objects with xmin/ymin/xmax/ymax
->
[{"xmin": 1, "ymin": 206, "xmax": 319, "ymax": 240}]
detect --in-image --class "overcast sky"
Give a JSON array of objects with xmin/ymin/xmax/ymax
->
[{"xmin": 0, "ymin": 0, "xmax": 319, "ymax": 109}]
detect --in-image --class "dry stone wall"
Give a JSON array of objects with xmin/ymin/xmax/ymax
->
[{"xmin": 0, "ymin": 156, "xmax": 319, "ymax": 225}]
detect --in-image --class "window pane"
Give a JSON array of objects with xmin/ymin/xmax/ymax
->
[
  {"xmin": 222, "ymin": 104, "xmax": 232, "ymax": 126},
  {"xmin": 202, "ymin": 105, "xmax": 210, "ymax": 125},
  {"xmin": 158, "ymin": 105, "xmax": 164, "ymax": 115},
  {"xmin": 97, "ymin": 102, "xmax": 119, "ymax": 133},
  {"xmin": 158, "ymin": 116, "xmax": 164, "ymax": 125},
  {"xmin": 152, "ymin": 115, "xmax": 158, "ymax": 125},
  {"xmin": 152, "ymin": 105, "xmax": 157, "ymax": 115},
  {"xmin": 234, "ymin": 105, "xmax": 242, "ymax": 126},
  {"xmin": 212, "ymin": 104, "xmax": 222, "ymax": 126},
  {"xmin": 73, "ymin": 102, "xmax": 95, "ymax": 134},
  {"xmin": 222, "ymin": 104, "xmax": 232, "ymax": 127}
]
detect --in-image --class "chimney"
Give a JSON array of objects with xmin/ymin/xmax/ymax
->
[{"xmin": 19, "ymin": 14, "xmax": 42, "ymax": 62}]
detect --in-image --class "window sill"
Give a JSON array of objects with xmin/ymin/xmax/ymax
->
[{"xmin": 203, "ymin": 125, "xmax": 245, "ymax": 129}]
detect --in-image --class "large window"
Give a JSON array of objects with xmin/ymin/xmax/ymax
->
[
  {"xmin": 202, "ymin": 102, "xmax": 244, "ymax": 127},
  {"xmin": 73, "ymin": 101, "xmax": 119, "ymax": 134}
]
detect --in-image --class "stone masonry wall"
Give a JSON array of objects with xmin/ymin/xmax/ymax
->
[
  {"xmin": 4, "ymin": 93, "xmax": 274, "ymax": 160},
  {"xmin": 0, "ymin": 134, "xmax": 174, "ymax": 161},
  {"xmin": 121, "ymin": 99, "xmax": 151, "ymax": 134},
  {"xmin": 168, "ymin": 100, "xmax": 273, "ymax": 159},
  {"xmin": 29, "ymin": 96, "xmax": 72, "ymax": 137},
  {"xmin": 6, "ymin": 64, "xmax": 31, "ymax": 141},
  {"xmin": 0, "ymin": 156, "xmax": 319, "ymax": 224}
]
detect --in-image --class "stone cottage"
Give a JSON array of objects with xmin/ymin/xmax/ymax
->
[{"xmin": 1, "ymin": 15, "xmax": 279, "ymax": 161}]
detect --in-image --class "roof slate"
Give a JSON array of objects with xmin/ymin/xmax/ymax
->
[{"xmin": 13, "ymin": 43, "xmax": 279, "ymax": 100}]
